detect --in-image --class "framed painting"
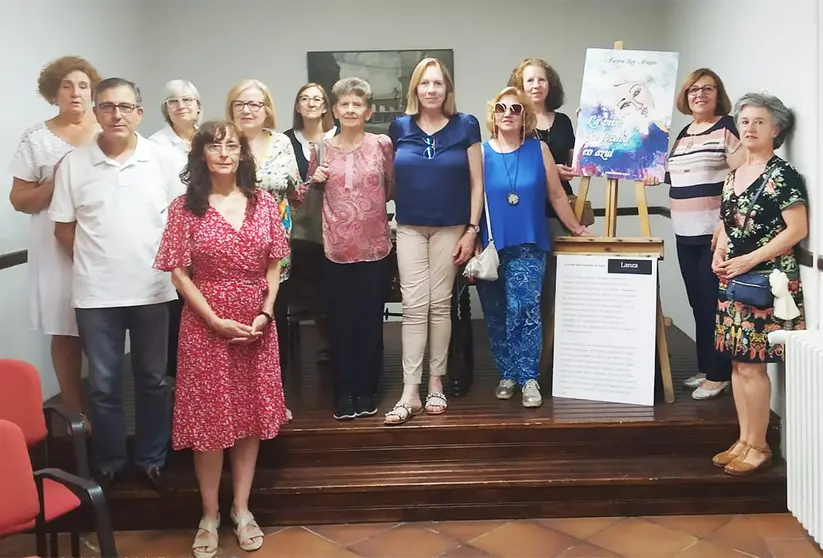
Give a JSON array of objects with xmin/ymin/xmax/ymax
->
[{"xmin": 307, "ymin": 49, "xmax": 455, "ymax": 134}]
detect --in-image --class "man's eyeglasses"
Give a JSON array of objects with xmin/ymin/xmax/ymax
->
[
  {"xmin": 205, "ymin": 143, "xmax": 241, "ymax": 154},
  {"xmin": 96, "ymin": 102, "xmax": 139, "ymax": 114},
  {"xmin": 166, "ymin": 96, "xmax": 197, "ymax": 108},
  {"xmin": 231, "ymin": 100, "xmax": 265, "ymax": 113},
  {"xmin": 494, "ymin": 102, "xmax": 524, "ymax": 116},
  {"xmin": 424, "ymin": 137, "xmax": 436, "ymax": 160}
]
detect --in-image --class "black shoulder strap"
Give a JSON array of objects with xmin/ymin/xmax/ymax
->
[{"xmin": 742, "ymin": 164, "xmax": 778, "ymax": 230}]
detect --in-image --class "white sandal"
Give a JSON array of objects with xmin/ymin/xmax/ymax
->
[
  {"xmin": 192, "ymin": 515, "xmax": 220, "ymax": 558},
  {"xmin": 231, "ymin": 509, "xmax": 264, "ymax": 552},
  {"xmin": 425, "ymin": 392, "xmax": 448, "ymax": 415},
  {"xmin": 384, "ymin": 402, "xmax": 422, "ymax": 425}
]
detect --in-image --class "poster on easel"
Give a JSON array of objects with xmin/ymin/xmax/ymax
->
[
  {"xmin": 552, "ymin": 254, "xmax": 658, "ymax": 406},
  {"xmin": 572, "ymin": 48, "xmax": 679, "ymax": 182}
]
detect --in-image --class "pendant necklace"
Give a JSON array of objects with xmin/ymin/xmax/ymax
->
[{"xmin": 500, "ymin": 143, "xmax": 521, "ymax": 206}]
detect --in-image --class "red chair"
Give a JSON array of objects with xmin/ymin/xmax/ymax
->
[
  {"xmin": 0, "ymin": 419, "xmax": 117, "ymax": 558},
  {"xmin": 0, "ymin": 360, "xmax": 93, "ymax": 557}
]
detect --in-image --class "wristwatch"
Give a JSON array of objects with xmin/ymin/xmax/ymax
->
[{"xmin": 466, "ymin": 224, "xmax": 480, "ymax": 234}]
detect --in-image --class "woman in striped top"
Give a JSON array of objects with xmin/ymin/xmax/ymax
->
[{"xmin": 652, "ymin": 69, "xmax": 746, "ymax": 400}]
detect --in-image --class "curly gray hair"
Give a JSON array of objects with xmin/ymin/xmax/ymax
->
[
  {"xmin": 733, "ymin": 92, "xmax": 795, "ymax": 149},
  {"xmin": 330, "ymin": 77, "xmax": 373, "ymax": 107}
]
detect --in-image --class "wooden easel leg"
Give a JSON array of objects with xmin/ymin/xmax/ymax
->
[
  {"xmin": 605, "ymin": 179, "xmax": 619, "ymax": 237},
  {"xmin": 634, "ymin": 180, "xmax": 651, "ymax": 237},
  {"xmin": 575, "ymin": 176, "xmax": 591, "ymax": 221},
  {"xmin": 656, "ymin": 294, "xmax": 674, "ymax": 403}
]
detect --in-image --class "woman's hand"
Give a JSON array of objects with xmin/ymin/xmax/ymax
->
[
  {"xmin": 572, "ymin": 225, "xmax": 593, "ymax": 237},
  {"xmin": 711, "ymin": 249, "xmax": 726, "ymax": 277},
  {"xmin": 556, "ymin": 164, "xmax": 579, "ymax": 182},
  {"xmin": 716, "ymin": 253, "xmax": 755, "ymax": 280},
  {"xmin": 210, "ymin": 317, "xmax": 257, "ymax": 342},
  {"xmin": 311, "ymin": 165, "xmax": 329, "ymax": 183},
  {"xmin": 453, "ymin": 232, "xmax": 477, "ymax": 266},
  {"xmin": 642, "ymin": 175, "xmax": 661, "ymax": 186}
]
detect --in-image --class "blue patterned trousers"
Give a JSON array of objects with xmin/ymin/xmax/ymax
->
[{"xmin": 476, "ymin": 243, "xmax": 546, "ymax": 384}]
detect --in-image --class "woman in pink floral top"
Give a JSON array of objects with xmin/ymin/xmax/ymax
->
[{"xmin": 308, "ymin": 77, "xmax": 394, "ymax": 421}]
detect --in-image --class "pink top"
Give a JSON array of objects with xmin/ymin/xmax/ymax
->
[{"xmin": 308, "ymin": 133, "xmax": 394, "ymax": 264}]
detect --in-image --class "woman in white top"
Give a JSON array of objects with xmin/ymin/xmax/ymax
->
[
  {"xmin": 149, "ymin": 80, "xmax": 202, "ymax": 382},
  {"xmin": 148, "ymin": 79, "xmax": 201, "ymax": 168},
  {"xmin": 8, "ymin": 56, "xmax": 101, "ymax": 420}
]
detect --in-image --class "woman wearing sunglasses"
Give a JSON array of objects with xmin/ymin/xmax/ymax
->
[
  {"xmin": 385, "ymin": 58, "xmax": 483, "ymax": 425},
  {"xmin": 477, "ymin": 87, "xmax": 590, "ymax": 408}
]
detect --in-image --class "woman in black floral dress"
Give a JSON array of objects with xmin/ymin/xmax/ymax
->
[{"xmin": 711, "ymin": 93, "xmax": 808, "ymax": 476}]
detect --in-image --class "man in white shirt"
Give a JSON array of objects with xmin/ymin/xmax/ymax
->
[{"xmin": 49, "ymin": 77, "xmax": 185, "ymax": 492}]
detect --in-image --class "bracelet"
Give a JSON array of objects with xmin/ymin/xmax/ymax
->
[{"xmin": 258, "ymin": 311, "xmax": 273, "ymax": 322}]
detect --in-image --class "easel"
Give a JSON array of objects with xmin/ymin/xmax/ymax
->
[{"xmin": 547, "ymin": 40, "xmax": 675, "ymax": 404}]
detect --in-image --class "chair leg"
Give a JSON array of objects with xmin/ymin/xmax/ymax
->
[
  {"xmin": 71, "ymin": 530, "xmax": 81, "ymax": 558},
  {"xmin": 49, "ymin": 529, "xmax": 58, "ymax": 558},
  {"xmin": 35, "ymin": 526, "xmax": 47, "ymax": 558}
]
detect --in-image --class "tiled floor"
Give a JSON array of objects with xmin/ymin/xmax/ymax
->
[{"xmin": 2, "ymin": 513, "xmax": 821, "ymax": 558}]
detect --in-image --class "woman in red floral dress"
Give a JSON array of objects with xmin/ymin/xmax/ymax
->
[{"xmin": 154, "ymin": 120, "xmax": 289, "ymax": 558}]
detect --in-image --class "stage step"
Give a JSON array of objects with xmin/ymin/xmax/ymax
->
[{"xmin": 104, "ymin": 455, "xmax": 786, "ymax": 530}]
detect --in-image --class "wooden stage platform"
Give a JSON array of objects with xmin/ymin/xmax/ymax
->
[{"xmin": 49, "ymin": 321, "xmax": 786, "ymax": 531}]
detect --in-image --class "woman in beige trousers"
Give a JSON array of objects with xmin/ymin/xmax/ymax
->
[{"xmin": 384, "ymin": 58, "xmax": 484, "ymax": 425}]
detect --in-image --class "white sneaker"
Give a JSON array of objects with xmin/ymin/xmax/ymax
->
[{"xmin": 522, "ymin": 379, "xmax": 542, "ymax": 408}]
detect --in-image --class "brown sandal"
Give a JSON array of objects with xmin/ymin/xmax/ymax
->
[
  {"xmin": 712, "ymin": 440, "xmax": 748, "ymax": 468},
  {"xmin": 724, "ymin": 443, "xmax": 772, "ymax": 476}
]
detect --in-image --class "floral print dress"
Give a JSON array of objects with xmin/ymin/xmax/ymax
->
[
  {"xmin": 256, "ymin": 130, "xmax": 304, "ymax": 281},
  {"xmin": 715, "ymin": 156, "xmax": 807, "ymax": 363}
]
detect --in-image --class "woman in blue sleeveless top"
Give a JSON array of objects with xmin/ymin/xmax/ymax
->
[{"xmin": 476, "ymin": 87, "xmax": 590, "ymax": 408}]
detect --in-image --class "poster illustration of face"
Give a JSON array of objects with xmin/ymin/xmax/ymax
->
[{"xmin": 572, "ymin": 48, "xmax": 679, "ymax": 182}]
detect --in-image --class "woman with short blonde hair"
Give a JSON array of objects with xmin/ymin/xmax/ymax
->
[
  {"xmin": 384, "ymin": 58, "xmax": 483, "ymax": 424},
  {"xmin": 475, "ymin": 87, "xmax": 589, "ymax": 408},
  {"xmin": 227, "ymin": 78, "xmax": 302, "ymax": 414}
]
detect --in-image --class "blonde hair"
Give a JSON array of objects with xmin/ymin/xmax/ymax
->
[
  {"xmin": 404, "ymin": 58, "xmax": 456, "ymax": 117},
  {"xmin": 226, "ymin": 79, "xmax": 276, "ymax": 129},
  {"xmin": 486, "ymin": 87, "xmax": 536, "ymax": 138}
]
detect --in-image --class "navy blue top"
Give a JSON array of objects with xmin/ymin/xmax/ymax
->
[
  {"xmin": 479, "ymin": 138, "xmax": 550, "ymax": 253},
  {"xmin": 389, "ymin": 113, "xmax": 481, "ymax": 226}
]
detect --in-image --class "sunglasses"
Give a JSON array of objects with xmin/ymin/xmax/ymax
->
[{"xmin": 494, "ymin": 102, "xmax": 524, "ymax": 116}]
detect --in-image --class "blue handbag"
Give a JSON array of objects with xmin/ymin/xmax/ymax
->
[{"xmin": 725, "ymin": 169, "xmax": 775, "ymax": 308}]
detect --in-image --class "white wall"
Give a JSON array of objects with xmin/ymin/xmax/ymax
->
[
  {"xmin": 665, "ymin": 0, "xmax": 822, "ymax": 422},
  {"xmin": 0, "ymin": 1, "xmax": 146, "ymax": 398}
]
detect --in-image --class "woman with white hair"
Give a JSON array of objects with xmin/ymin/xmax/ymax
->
[
  {"xmin": 149, "ymin": 79, "xmax": 201, "ymax": 167},
  {"xmin": 711, "ymin": 92, "xmax": 808, "ymax": 476},
  {"xmin": 149, "ymin": 79, "xmax": 202, "ymax": 382}
]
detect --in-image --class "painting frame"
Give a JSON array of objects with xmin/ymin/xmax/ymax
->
[{"xmin": 306, "ymin": 49, "xmax": 455, "ymax": 134}]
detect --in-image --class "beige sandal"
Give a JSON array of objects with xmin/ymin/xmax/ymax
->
[
  {"xmin": 384, "ymin": 402, "xmax": 423, "ymax": 425},
  {"xmin": 192, "ymin": 515, "xmax": 220, "ymax": 558},
  {"xmin": 231, "ymin": 509, "xmax": 264, "ymax": 552}
]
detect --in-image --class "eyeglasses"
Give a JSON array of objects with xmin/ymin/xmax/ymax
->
[
  {"xmin": 298, "ymin": 96, "xmax": 324, "ymax": 105},
  {"xmin": 231, "ymin": 100, "xmax": 265, "ymax": 113},
  {"xmin": 424, "ymin": 137, "xmax": 436, "ymax": 160},
  {"xmin": 166, "ymin": 96, "xmax": 197, "ymax": 108},
  {"xmin": 96, "ymin": 102, "xmax": 139, "ymax": 114},
  {"xmin": 494, "ymin": 102, "xmax": 524, "ymax": 116},
  {"xmin": 688, "ymin": 85, "xmax": 716, "ymax": 96},
  {"xmin": 205, "ymin": 142, "xmax": 241, "ymax": 154}
]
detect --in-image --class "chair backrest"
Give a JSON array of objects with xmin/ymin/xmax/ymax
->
[
  {"xmin": 0, "ymin": 359, "xmax": 48, "ymax": 445},
  {"xmin": 0, "ymin": 420, "xmax": 40, "ymax": 533}
]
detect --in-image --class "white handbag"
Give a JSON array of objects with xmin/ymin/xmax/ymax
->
[{"xmin": 463, "ymin": 144, "xmax": 499, "ymax": 281}]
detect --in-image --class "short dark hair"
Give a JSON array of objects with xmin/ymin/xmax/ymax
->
[
  {"xmin": 508, "ymin": 58, "xmax": 565, "ymax": 112},
  {"xmin": 37, "ymin": 56, "xmax": 102, "ymax": 105},
  {"xmin": 181, "ymin": 120, "xmax": 259, "ymax": 218},
  {"xmin": 675, "ymin": 68, "xmax": 732, "ymax": 116},
  {"xmin": 93, "ymin": 77, "xmax": 142, "ymax": 106}
]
